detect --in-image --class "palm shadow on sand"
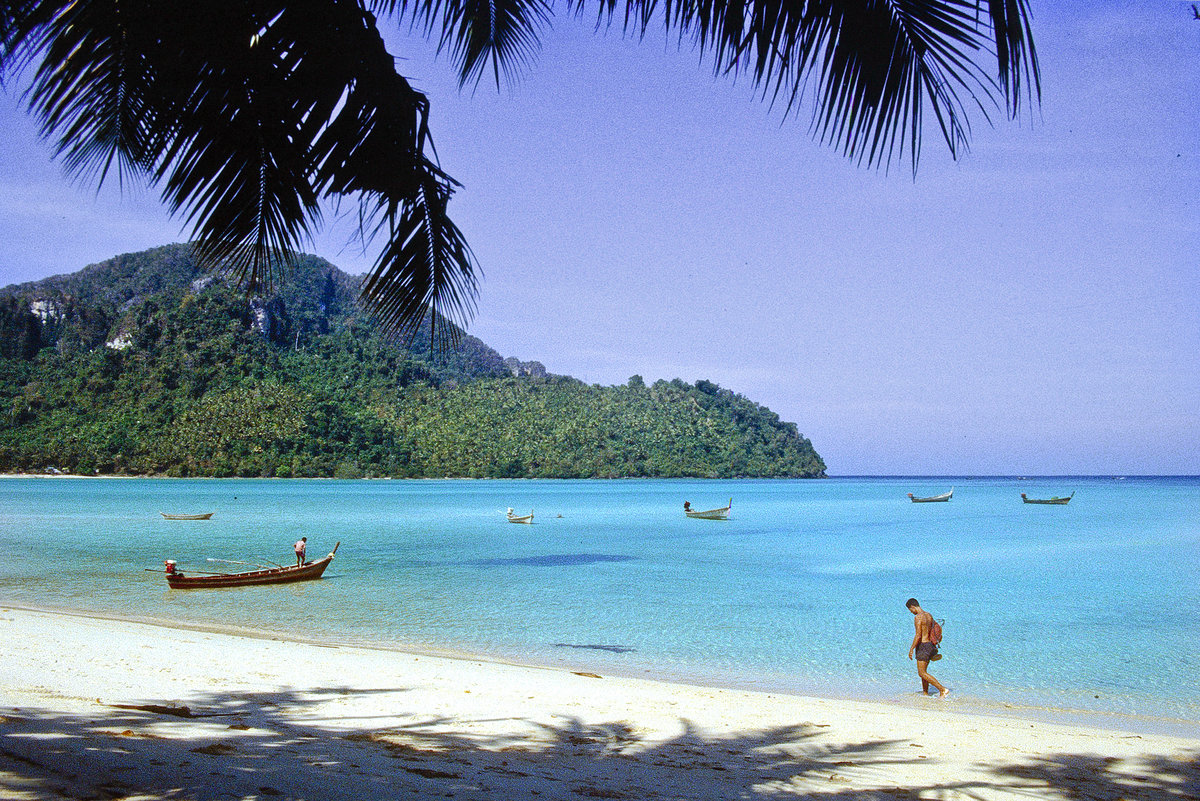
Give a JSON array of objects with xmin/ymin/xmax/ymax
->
[{"xmin": 0, "ymin": 686, "xmax": 1195, "ymax": 800}]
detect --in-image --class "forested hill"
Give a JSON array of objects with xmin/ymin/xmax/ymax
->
[{"xmin": 0, "ymin": 245, "xmax": 826, "ymax": 479}]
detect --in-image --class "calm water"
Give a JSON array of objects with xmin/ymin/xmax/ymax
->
[{"xmin": 1, "ymin": 476, "xmax": 1197, "ymax": 731}]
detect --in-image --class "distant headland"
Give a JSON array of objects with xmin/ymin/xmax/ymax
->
[{"xmin": 0, "ymin": 244, "xmax": 826, "ymax": 479}]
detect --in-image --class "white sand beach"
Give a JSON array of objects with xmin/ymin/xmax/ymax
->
[{"xmin": 1, "ymin": 606, "xmax": 1196, "ymax": 800}]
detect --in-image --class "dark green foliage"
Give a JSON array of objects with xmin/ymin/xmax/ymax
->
[
  {"xmin": 0, "ymin": 245, "xmax": 825, "ymax": 479},
  {"xmin": 0, "ymin": 297, "xmax": 42, "ymax": 360},
  {"xmin": 388, "ymin": 377, "xmax": 825, "ymax": 479}
]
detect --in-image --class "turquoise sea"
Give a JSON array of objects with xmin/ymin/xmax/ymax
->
[{"xmin": 1, "ymin": 476, "xmax": 1197, "ymax": 734}]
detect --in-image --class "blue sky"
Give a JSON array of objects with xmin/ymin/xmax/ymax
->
[{"xmin": 1, "ymin": 2, "xmax": 1197, "ymax": 475}]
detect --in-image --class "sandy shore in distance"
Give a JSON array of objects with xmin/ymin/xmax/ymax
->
[{"xmin": 1, "ymin": 607, "xmax": 1196, "ymax": 800}]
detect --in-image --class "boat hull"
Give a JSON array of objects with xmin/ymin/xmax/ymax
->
[
  {"xmin": 1022, "ymin": 493, "xmax": 1073, "ymax": 505},
  {"xmin": 685, "ymin": 499, "xmax": 732, "ymax": 520},
  {"xmin": 908, "ymin": 490, "xmax": 953, "ymax": 503},
  {"xmin": 507, "ymin": 514, "xmax": 534, "ymax": 524},
  {"xmin": 167, "ymin": 545, "xmax": 338, "ymax": 589},
  {"xmin": 685, "ymin": 509, "xmax": 730, "ymax": 519},
  {"xmin": 161, "ymin": 512, "xmax": 214, "ymax": 520}
]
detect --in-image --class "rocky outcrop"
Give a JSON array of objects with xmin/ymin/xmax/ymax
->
[
  {"xmin": 503, "ymin": 357, "xmax": 547, "ymax": 378},
  {"xmin": 29, "ymin": 298, "xmax": 66, "ymax": 325}
]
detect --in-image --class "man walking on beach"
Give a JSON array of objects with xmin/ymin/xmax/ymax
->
[
  {"xmin": 906, "ymin": 598, "xmax": 948, "ymax": 696},
  {"xmin": 294, "ymin": 537, "xmax": 307, "ymax": 567}
]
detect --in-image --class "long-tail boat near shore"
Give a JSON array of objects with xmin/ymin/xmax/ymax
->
[
  {"xmin": 1021, "ymin": 492, "xmax": 1074, "ymax": 505},
  {"xmin": 684, "ymin": 499, "xmax": 732, "ymax": 520},
  {"xmin": 161, "ymin": 512, "xmax": 214, "ymax": 520},
  {"xmin": 164, "ymin": 542, "xmax": 339, "ymax": 588},
  {"xmin": 908, "ymin": 489, "xmax": 953, "ymax": 503}
]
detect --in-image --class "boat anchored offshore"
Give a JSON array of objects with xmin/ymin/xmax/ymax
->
[
  {"xmin": 1021, "ymin": 492, "xmax": 1074, "ymax": 505},
  {"xmin": 164, "ymin": 542, "xmax": 339, "ymax": 588},
  {"xmin": 506, "ymin": 508, "xmax": 534, "ymax": 524},
  {"xmin": 684, "ymin": 499, "xmax": 732, "ymax": 520},
  {"xmin": 161, "ymin": 512, "xmax": 214, "ymax": 520},
  {"xmin": 908, "ymin": 489, "xmax": 953, "ymax": 503}
]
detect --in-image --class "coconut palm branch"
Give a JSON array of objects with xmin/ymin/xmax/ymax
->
[
  {"xmin": 496, "ymin": 0, "xmax": 1037, "ymax": 168},
  {"xmin": 1, "ymin": 0, "xmax": 1037, "ymax": 346}
]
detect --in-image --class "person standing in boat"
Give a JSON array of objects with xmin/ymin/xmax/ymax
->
[
  {"xmin": 294, "ymin": 537, "xmax": 307, "ymax": 567},
  {"xmin": 905, "ymin": 598, "xmax": 948, "ymax": 697}
]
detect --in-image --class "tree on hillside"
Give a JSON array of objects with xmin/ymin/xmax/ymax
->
[{"xmin": 1, "ymin": 0, "xmax": 1038, "ymax": 346}]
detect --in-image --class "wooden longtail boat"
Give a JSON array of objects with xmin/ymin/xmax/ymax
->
[
  {"xmin": 506, "ymin": 508, "xmax": 534, "ymax": 524},
  {"xmin": 1021, "ymin": 492, "xmax": 1074, "ymax": 505},
  {"xmin": 161, "ymin": 512, "xmax": 214, "ymax": 520},
  {"xmin": 165, "ymin": 542, "xmax": 339, "ymax": 589},
  {"xmin": 908, "ymin": 489, "xmax": 953, "ymax": 503},
  {"xmin": 684, "ymin": 499, "xmax": 732, "ymax": 520}
]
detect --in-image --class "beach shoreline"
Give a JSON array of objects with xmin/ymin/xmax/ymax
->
[
  {"xmin": 6, "ymin": 600, "xmax": 1199, "ymax": 741},
  {"xmin": 2, "ymin": 606, "xmax": 1196, "ymax": 800}
]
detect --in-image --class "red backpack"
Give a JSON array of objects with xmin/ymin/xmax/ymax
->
[{"xmin": 930, "ymin": 618, "xmax": 944, "ymax": 645}]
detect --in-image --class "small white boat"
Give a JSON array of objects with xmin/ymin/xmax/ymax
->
[
  {"xmin": 908, "ymin": 489, "xmax": 953, "ymax": 503},
  {"xmin": 684, "ymin": 498, "xmax": 731, "ymax": 520},
  {"xmin": 161, "ymin": 512, "xmax": 214, "ymax": 520},
  {"xmin": 506, "ymin": 508, "xmax": 534, "ymax": 524}
]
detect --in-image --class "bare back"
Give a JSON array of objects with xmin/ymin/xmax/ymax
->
[{"xmin": 913, "ymin": 610, "xmax": 933, "ymax": 643}]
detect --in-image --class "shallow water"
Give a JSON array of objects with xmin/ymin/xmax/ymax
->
[{"xmin": 1, "ymin": 476, "xmax": 1197, "ymax": 728}]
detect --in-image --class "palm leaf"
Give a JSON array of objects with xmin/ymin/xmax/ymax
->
[
  {"xmin": 153, "ymin": 2, "xmax": 324, "ymax": 290},
  {"xmin": 11, "ymin": 0, "xmax": 474, "ymax": 338},
  {"xmin": 358, "ymin": 175, "xmax": 479, "ymax": 352},
  {"xmin": 335, "ymin": 169, "xmax": 478, "ymax": 350},
  {"xmin": 988, "ymin": 0, "xmax": 1039, "ymax": 115},
  {"xmin": 575, "ymin": 0, "xmax": 1038, "ymax": 169},
  {"xmin": 19, "ymin": 0, "xmax": 159, "ymax": 187},
  {"xmin": 379, "ymin": 0, "xmax": 551, "ymax": 89},
  {"xmin": 305, "ymin": 7, "xmax": 479, "ymax": 341}
]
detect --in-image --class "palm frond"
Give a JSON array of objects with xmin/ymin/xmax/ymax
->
[
  {"xmin": 150, "ymin": 1, "xmax": 324, "ymax": 292},
  {"xmin": 300, "ymin": 5, "xmax": 479, "ymax": 342},
  {"xmin": 17, "ymin": 0, "xmax": 158, "ymax": 186},
  {"xmin": 11, "ymin": 0, "xmax": 475, "ymax": 325},
  {"xmin": 385, "ymin": 0, "xmax": 552, "ymax": 89},
  {"xmin": 574, "ymin": 0, "xmax": 1038, "ymax": 169},
  {"xmin": 358, "ymin": 175, "xmax": 479, "ymax": 352},
  {"xmin": 987, "ymin": 0, "xmax": 1039, "ymax": 115},
  {"xmin": 0, "ymin": 1, "xmax": 63, "ymax": 82}
]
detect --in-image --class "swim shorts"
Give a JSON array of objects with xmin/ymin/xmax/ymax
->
[{"xmin": 915, "ymin": 642, "xmax": 938, "ymax": 662}]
